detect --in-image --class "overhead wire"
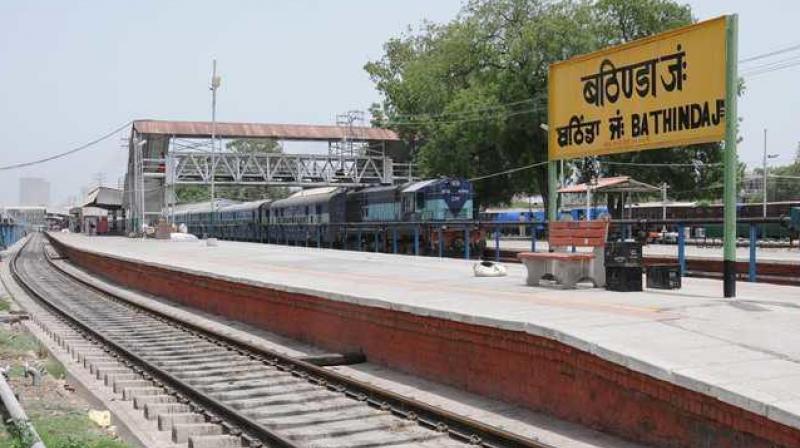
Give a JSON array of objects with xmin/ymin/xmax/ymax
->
[
  {"xmin": 388, "ymin": 98, "xmax": 545, "ymax": 120},
  {"xmin": 739, "ymin": 42, "xmax": 800, "ymax": 64},
  {"xmin": 387, "ymin": 106, "xmax": 544, "ymax": 126},
  {"xmin": 469, "ymin": 160, "xmax": 548, "ymax": 182},
  {"xmin": 0, "ymin": 121, "xmax": 132, "ymax": 171},
  {"xmin": 601, "ymin": 160, "xmax": 722, "ymax": 168}
]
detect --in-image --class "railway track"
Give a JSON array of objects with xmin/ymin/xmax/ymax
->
[{"xmin": 10, "ymin": 234, "xmax": 550, "ymax": 448}]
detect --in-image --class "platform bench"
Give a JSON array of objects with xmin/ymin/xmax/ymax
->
[{"xmin": 517, "ymin": 220, "xmax": 609, "ymax": 288}]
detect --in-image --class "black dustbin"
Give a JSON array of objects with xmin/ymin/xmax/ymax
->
[
  {"xmin": 604, "ymin": 241, "xmax": 643, "ymax": 267},
  {"xmin": 646, "ymin": 264, "xmax": 682, "ymax": 289},
  {"xmin": 605, "ymin": 266, "xmax": 643, "ymax": 292}
]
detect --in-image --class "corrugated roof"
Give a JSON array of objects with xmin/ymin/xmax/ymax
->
[
  {"xmin": 133, "ymin": 119, "xmax": 400, "ymax": 142},
  {"xmin": 83, "ymin": 186, "xmax": 123, "ymax": 208},
  {"xmin": 558, "ymin": 176, "xmax": 660, "ymax": 194}
]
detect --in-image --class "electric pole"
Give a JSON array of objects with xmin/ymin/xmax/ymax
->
[{"xmin": 209, "ymin": 59, "xmax": 221, "ymax": 235}]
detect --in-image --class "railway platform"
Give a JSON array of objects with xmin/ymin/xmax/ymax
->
[{"xmin": 47, "ymin": 233, "xmax": 800, "ymax": 448}]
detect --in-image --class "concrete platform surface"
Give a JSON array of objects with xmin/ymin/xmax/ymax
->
[{"xmin": 50, "ymin": 233, "xmax": 800, "ymax": 433}]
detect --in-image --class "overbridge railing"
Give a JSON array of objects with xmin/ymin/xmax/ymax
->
[{"xmin": 169, "ymin": 151, "xmax": 407, "ymax": 187}]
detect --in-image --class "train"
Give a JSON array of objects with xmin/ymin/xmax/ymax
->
[{"xmin": 174, "ymin": 177, "xmax": 485, "ymax": 255}]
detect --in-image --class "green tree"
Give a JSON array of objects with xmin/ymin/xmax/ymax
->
[
  {"xmin": 366, "ymin": 0, "xmax": 729, "ymax": 212},
  {"xmin": 175, "ymin": 138, "xmax": 290, "ymax": 204}
]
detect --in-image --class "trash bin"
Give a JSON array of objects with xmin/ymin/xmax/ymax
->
[
  {"xmin": 646, "ymin": 264, "xmax": 682, "ymax": 289},
  {"xmin": 605, "ymin": 266, "xmax": 643, "ymax": 292}
]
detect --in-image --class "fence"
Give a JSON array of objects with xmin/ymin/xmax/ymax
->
[{"xmin": 0, "ymin": 223, "xmax": 26, "ymax": 250}]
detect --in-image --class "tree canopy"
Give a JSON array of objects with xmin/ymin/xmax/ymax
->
[{"xmin": 365, "ymin": 0, "xmax": 731, "ymax": 211}]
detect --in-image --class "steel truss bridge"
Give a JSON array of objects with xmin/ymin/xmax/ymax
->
[{"xmin": 168, "ymin": 151, "xmax": 415, "ymax": 187}]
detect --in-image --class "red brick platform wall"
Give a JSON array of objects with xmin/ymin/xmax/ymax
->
[{"xmin": 50, "ymin": 237, "xmax": 800, "ymax": 448}]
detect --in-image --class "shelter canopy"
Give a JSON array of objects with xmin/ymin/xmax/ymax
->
[
  {"xmin": 557, "ymin": 176, "xmax": 660, "ymax": 194},
  {"xmin": 82, "ymin": 187, "xmax": 123, "ymax": 210}
]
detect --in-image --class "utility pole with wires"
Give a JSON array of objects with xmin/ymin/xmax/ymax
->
[{"xmin": 209, "ymin": 59, "xmax": 221, "ymax": 237}]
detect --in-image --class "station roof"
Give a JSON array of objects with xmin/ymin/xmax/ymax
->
[
  {"xmin": 133, "ymin": 119, "xmax": 401, "ymax": 142},
  {"xmin": 558, "ymin": 176, "xmax": 660, "ymax": 194},
  {"xmin": 82, "ymin": 187, "xmax": 123, "ymax": 210}
]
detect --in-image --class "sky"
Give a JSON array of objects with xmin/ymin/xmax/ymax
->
[{"xmin": 0, "ymin": 0, "xmax": 798, "ymax": 207}]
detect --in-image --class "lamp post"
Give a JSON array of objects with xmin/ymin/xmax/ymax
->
[
  {"xmin": 761, "ymin": 128, "xmax": 779, "ymax": 218},
  {"xmin": 209, "ymin": 59, "xmax": 221, "ymax": 237}
]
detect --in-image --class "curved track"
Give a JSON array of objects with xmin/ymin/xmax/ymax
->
[{"xmin": 12, "ymin": 234, "xmax": 550, "ymax": 448}]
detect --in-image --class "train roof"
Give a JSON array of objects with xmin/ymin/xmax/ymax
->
[
  {"xmin": 272, "ymin": 187, "xmax": 343, "ymax": 208},
  {"xmin": 218, "ymin": 199, "xmax": 272, "ymax": 212},
  {"xmin": 287, "ymin": 187, "xmax": 340, "ymax": 199},
  {"xmin": 349, "ymin": 184, "xmax": 399, "ymax": 195},
  {"xmin": 173, "ymin": 199, "xmax": 239, "ymax": 215}
]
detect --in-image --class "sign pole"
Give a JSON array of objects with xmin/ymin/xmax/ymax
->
[{"xmin": 722, "ymin": 14, "xmax": 739, "ymax": 298}]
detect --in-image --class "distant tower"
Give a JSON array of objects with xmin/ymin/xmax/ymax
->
[
  {"xmin": 19, "ymin": 177, "xmax": 50, "ymax": 206},
  {"xmin": 329, "ymin": 110, "xmax": 384, "ymax": 158}
]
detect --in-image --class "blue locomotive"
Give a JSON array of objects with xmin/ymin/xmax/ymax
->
[{"xmin": 174, "ymin": 177, "xmax": 483, "ymax": 255}]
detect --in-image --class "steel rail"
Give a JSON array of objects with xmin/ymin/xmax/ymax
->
[
  {"xmin": 40, "ymin": 233, "xmax": 554, "ymax": 448},
  {"xmin": 11, "ymin": 236, "xmax": 299, "ymax": 448}
]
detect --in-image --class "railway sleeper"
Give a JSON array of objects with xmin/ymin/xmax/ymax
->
[
  {"xmin": 114, "ymin": 379, "xmax": 153, "ymax": 394},
  {"xmin": 172, "ymin": 422, "xmax": 224, "ymax": 443},
  {"xmin": 89, "ymin": 361, "xmax": 125, "ymax": 375},
  {"xmin": 137, "ymin": 345, "xmax": 222, "ymax": 357},
  {"xmin": 159, "ymin": 359, "xmax": 260, "ymax": 371},
  {"xmin": 188, "ymin": 434, "xmax": 243, "ymax": 448},
  {"xmin": 183, "ymin": 370, "xmax": 272, "ymax": 386},
  {"xmin": 82, "ymin": 355, "xmax": 116, "ymax": 369},
  {"xmin": 145, "ymin": 402, "xmax": 193, "ymax": 420},
  {"xmin": 121, "ymin": 385, "xmax": 161, "ymax": 400},
  {"xmin": 201, "ymin": 377, "xmax": 302, "ymax": 395},
  {"xmin": 158, "ymin": 412, "xmax": 206, "ymax": 429},
  {"xmin": 104, "ymin": 372, "xmax": 138, "ymax": 386},
  {"xmin": 96, "ymin": 365, "xmax": 133, "ymax": 380},
  {"xmin": 145, "ymin": 349, "xmax": 235, "ymax": 361},
  {"xmin": 134, "ymin": 394, "xmax": 178, "ymax": 410},
  {"xmin": 174, "ymin": 364, "xmax": 266, "ymax": 379},
  {"xmin": 243, "ymin": 400, "xmax": 364, "ymax": 421}
]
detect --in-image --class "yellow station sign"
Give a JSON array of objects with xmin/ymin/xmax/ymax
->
[{"xmin": 548, "ymin": 16, "xmax": 727, "ymax": 160}]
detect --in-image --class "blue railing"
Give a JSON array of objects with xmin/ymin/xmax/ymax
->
[{"xmin": 0, "ymin": 223, "xmax": 25, "ymax": 250}]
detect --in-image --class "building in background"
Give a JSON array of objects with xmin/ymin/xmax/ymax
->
[{"xmin": 19, "ymin": 177, "xmax": 50, "ymax": 207}]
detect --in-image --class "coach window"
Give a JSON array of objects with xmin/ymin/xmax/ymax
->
[{"xmin": 416, "ymin": 192, "xmax": 425, "ymax": 211}]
